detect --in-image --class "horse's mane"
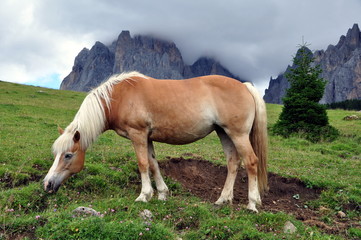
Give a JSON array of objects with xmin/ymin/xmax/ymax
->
[{"xmin": 52, "ymin": 71, "xmax": 147, "ymax": 153}]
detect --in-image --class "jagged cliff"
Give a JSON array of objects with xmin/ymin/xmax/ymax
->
[
  {"xmin": 61, "ymin": 31, "xmax": 240, "ymax": 91},
  {"xmin": 264, "ymin": 24, "xmax": 361, "ymax": 104}
]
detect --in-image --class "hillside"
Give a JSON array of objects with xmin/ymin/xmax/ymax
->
[{"xmin": 0, "ymin": 81, "xmax": 360, "ymax": 239}]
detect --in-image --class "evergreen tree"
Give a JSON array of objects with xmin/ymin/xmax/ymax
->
[{"xmin": 273, "ymin": 45, "xmax": 339, "ymax": 142}]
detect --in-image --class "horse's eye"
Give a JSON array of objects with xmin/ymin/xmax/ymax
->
[{"xmin": 64, "ymin": 153, "xmax": 73, "ymax": 160}]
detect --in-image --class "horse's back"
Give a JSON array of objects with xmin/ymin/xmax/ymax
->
[{"xmin": 142, "ymin": 75, "xmax": 254, "ymax": 121}]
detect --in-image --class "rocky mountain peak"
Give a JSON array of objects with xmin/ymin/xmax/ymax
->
[
  {"xmin": 345, "ymin": 23, "xmax": 360, "ymax": 48},
  {"xmin": 119, "ymin": 30, "xmax": 131, "ymax": 41},
  {"xmin": 187, "ymin": 57, "xmax": 236, "ymax": 78},
  {"xmin": 61, "ymin": 31, "xmax": 241, "ymax": 91}
]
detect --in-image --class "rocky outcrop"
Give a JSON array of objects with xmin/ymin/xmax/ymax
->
[
  {"xmin": 185, "ymin": 57, "xmax": 237, "ymax": 79},
  {"xmin": 60, "ymin": 42, "xmax": 114, "ymax": 91},
  {"xmin": 112, "ymin": 31, "xmax": 185, "ymax": 79},
  {"xmin": 264, "ymin": 24, "xmax": 361, "ymax": 104},
  {"xmin": 263, "ymin": 72, "xmax": 289, "ymax": 104},
  {"xmin": 61, "ymin": 31, "xmax": 240, "ymax": 91}
]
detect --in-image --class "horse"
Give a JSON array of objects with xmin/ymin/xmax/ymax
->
[{"xmin": 43, "ymin": 71, "xmax": 268, "ymax": 212}]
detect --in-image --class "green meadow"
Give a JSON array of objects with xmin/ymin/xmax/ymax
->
[{"xmin": 0, "ymin": 80, "xmax": 360, "ymax": 239}]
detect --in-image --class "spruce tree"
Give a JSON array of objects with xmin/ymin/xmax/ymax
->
[{"xmin": 273, "ymin": 45, "xmax": 339, "ymax": 142}]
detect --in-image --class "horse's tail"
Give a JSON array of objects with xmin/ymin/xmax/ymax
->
[{"xmin": 244, "ymin": 82, "xmax": 268, "ymax": 195}]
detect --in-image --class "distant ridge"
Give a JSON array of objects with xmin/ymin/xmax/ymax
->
[
  {"xmin": 61, "ymin": 31, "xmax": 242, "ymax": 92},
  {"xmin": 264, "ymin": 24, "xmax": 361, "ymax": 104}
]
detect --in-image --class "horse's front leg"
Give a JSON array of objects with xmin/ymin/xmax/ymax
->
[
  {"xmin": 131, "ymin": 133, "xmax": 154, "ymax": 202},
  {"xmin": 148, "ymin": 141, "xmax": 169, "ymax": 200}
]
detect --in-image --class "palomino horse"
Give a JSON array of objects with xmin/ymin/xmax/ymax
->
[{"xmin": 44, "ymin": 72, "xmax": 268, "ymax": 212}]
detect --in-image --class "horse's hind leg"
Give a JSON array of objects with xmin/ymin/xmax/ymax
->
[
  {"xmin": 231, "ymin": 135, "xmax": 261, "ymax": 213},
  {"xmin": 148, "ymin": 141, "xmax": 169, "ymax": 200},
  {"xmin": 215, "ymin": 128, "xmax": 240, "ymax": 205}
]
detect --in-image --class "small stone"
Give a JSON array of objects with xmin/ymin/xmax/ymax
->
[
  {"xmin": 343, "ymin": 115, "xmax": 360, "ymax": 120},
  {"xmin": 283, "ymin": 221, "xmax": 297, "ymax": 234},
  {"xmin": 292, "ymin": 194, "xmax": 300, "ymax": 200},
  {"xmin": 337, "ymin": 211, "xmax": 346, "ymax": 218},
  {"xmin": 73, "ymin": 206, "xmax": 102, "ymax": 217}
]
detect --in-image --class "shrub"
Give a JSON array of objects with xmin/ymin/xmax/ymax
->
[{"xmin": 273, "ymin": 44, "xmax": 339, "ymax": 142}]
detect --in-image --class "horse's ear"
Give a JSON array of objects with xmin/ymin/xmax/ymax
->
[
  {"xmin": 73, "ymin": 131, "xmax": 80, "ymax": 143},
  {"xmin": 58, "ymin": 126, "xmax": 64, "ymax": 135}
]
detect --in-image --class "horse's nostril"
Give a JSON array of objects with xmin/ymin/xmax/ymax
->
[{"xmin": 46, "ymin": 181, "xmax": 53, "ymax": 192}]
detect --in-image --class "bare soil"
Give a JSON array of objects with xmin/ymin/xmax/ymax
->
[{"xmin": 160, "ymin": 157, "xmax": 360, "ymax": 237}]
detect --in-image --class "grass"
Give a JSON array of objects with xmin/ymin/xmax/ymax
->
[
  {"xmin": 267, "ymin": 104, "xmax": 361, "ymax": 207},
  {"xmin": 1, "ymin": 80, "xmax": 360, "ymax": 239}
]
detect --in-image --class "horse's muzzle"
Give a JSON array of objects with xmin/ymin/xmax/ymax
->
[{"xmin": 44, "ymin": 178, "xmax": 61, "ymax": 193}]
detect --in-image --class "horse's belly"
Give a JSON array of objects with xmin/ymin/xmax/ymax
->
[
  {"xmin": 149, "ymin": 122, "xmax": 215, "ymax": 145},
  {"xmin": 147, "ymin": 100, "xmax": 218, "ymax": 144}
]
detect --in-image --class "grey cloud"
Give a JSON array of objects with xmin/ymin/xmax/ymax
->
[{"xmin": 0, "ymin": 0, "xmax": 360, "ymax": 92}]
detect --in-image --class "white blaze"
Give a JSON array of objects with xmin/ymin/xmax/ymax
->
[{"xmin": 44, "ymin": 153, "xmax": 61, "ymax": 182}]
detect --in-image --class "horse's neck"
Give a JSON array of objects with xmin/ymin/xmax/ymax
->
[
  {"xmin": 69, "ymin": 113, "xmax": 106, "ymax": 151},
  {"xmin": 70, "ymin": 84, "xmax": 111, "ymax": 150}
]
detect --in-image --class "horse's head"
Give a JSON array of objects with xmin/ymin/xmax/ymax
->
[{"xmin": 43, "ymin": 127, "xmax": 85, "ymax": 193}]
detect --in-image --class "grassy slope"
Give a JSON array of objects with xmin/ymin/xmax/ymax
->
[{"xmin": 0, "ymin": 81, "xmax": 360, "ymax": 239}]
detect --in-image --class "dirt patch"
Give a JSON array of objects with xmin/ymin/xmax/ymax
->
[
  {"xmin": 160, "ymin": 157, "xmax": 320, "ymax": 213},
  {"xmin": 160, "ymin": 157, "xmax": 359, "ymax": 236}
]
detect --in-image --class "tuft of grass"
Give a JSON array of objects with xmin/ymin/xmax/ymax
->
[
  {"xmin": 1, "ymin": 183, "xmax": 48, "ymax": 213},
  {"xmin": 348, "ymin": 227, "xmax": 361, "ymax": 239},
  {"xmin": 36, "ymin": 216, "xmax": 175, "ymax": 240}
]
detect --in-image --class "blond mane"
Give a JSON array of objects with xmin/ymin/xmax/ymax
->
[{"xmin": 52, "ymin": 71, "xmax": 147, "ymax": 154}]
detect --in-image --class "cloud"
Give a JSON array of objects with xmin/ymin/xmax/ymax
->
[
  {"xmin": 0, "ymin": 0, "xmax": 94, "ymax": 84},
  {"xmin": 0, "ymin": 0, "xmax": 361, "ymax": 94}
]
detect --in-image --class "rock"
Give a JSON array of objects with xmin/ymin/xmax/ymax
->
[
  {"xmin": 337, "ymin": 210, "xmax": 346, "ymax": 218},
  {"xmin": 343, "ymin": 115, "xmax": 360, "ymax": 120},
  {"xmin": 72, "ymin": 206, "xmax": 102, "ymax": 217},
  {"xmin": 292, "ymin": 193, "xmax": 300, "ymax": 200},
  {"xmin": 283, "ymin": 221, "xmax": 297, "ymax": 234},
  {"xmin": 61, "ymin": 31, "xmax": 242, "ymax": 91},
  {"xmin": 264, "ymin": 23, "xmax": 361, "ymax": 104},
  {"xmin": 263, "ymin": 72, "xmax": 290, "ymax": 104}
]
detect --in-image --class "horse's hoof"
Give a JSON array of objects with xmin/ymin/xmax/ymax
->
[
  {"xmin": 158, "ymin": 193, "xmax": 168, "ymax": 201},
  {"xmin": 215, "ymin": 197, "xmax": 232, "ymax": 206},
  {"xmin": 135, "ymin": 193, "xmax": 152, "ymax": 202},
  {"xmin": 135, "ymin": 196, "xmax": 148, "ymax": 202},
  {"xmin": 246, "ymin": 204, "xmax": 259, "ymax": 213}
]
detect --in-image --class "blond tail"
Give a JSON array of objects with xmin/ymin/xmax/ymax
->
[{"xmin": 244, "ymin": 83, "xmax": 268, "ymax": 194}]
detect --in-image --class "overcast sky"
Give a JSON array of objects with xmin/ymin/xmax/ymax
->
[{"xmin": 1, "ymin": 0, "xmax": 360, "ymax": 95}]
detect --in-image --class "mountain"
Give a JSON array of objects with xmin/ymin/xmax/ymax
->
[
  {"xmin": 61, "ymin": 31, "xmax": 241, "ymax": 91},
  {"xmin": 264, "ymin": 24, "xmax": 361, "ymax": 104}
]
